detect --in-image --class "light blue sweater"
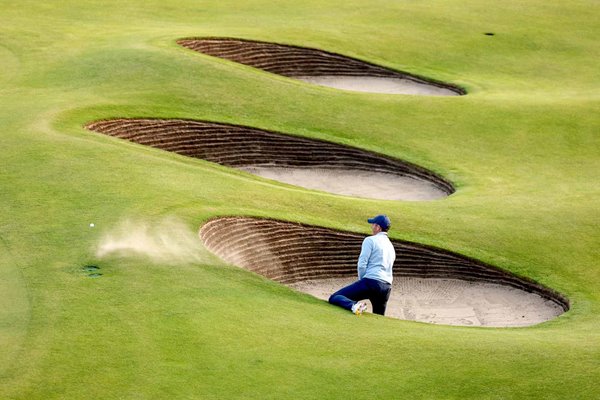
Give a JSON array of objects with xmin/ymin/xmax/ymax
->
[{"xmin": 357, "ymin": 232, "xmax": 396, "ymax": 284}]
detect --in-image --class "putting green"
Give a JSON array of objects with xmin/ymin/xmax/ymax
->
[{"xmin": 0, "ymin": 1, "xmax": 598, "ymax": 399}]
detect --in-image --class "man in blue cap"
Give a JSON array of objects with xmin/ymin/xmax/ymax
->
[{"xmin": 329, "ymin": 214, "xmax": 396, "ymax": 316}]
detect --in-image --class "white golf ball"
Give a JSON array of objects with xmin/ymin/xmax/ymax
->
[{"xmin": 89, "ymin": 223, "xmax": 95, "ymax": 228}]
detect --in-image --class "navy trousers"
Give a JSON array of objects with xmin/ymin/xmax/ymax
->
[{"xmin": 329, "ymin": 278, "xmax": 392, "ymax": 315}]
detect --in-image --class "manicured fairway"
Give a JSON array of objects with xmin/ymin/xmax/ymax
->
[{"xmin": 0, "ymin": 1, "xmax": 598, "ymax": 399}]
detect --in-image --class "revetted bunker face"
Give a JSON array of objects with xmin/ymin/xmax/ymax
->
[
  {"xmin": 200, "ymin": 217, "xmax": 568, "ymax": 327},
  {"xmin": 85, "ymin": 118, "xmax": 454, "ymax": 200},
  {"xmin": 177, "ymin": 37, "xmax": 465, "ymax": 96}
]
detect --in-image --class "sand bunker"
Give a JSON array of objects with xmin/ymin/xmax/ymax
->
[
  {"xmin": 86, "ymin": 119, "xmax": 453, "ymax": 201},
  {"xmin": 177, "ymin": 37, "xmax": 465, "ymax": 95},
  {"xmin": 200, "ymin": 217, "xmax": 568, "ymax": 327}
]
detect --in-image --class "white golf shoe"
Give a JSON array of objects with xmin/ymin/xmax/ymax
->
[{"xmin": 352, "ymin": 302, "xmax": 368, "ymax": 316}]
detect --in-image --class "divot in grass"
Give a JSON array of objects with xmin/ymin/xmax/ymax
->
[{"xmin": 82, "ymin": 265, "xmax": 102, "ymax": 278}]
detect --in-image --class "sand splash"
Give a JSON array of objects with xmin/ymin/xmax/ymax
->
[{"xmin": 95, "ymin": 217, "xmax": 207, "ymax": 264}]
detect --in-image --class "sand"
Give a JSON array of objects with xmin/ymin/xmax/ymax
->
[
  {"xmin": 96, "ymin": 218, "xmax": 210, "ymax": 264},
  {"xmin": 289, "ymin": 276, "xmax": 564, "ymax": 327},
  {"xmin": 295, "ymin": 75, "xmax": 461, "ymax": 95},
  {"xmin": 240, "ymin": 167, "xmax": 448, "ymax": 201}
]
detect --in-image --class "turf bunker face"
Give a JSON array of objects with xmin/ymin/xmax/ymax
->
[
  {"xmin": 177, "ymin": 37, "xmax": 465, "ymax": 95},
  {"xmin": 86, "ymin": 118, "xmax": 453, "ymax": 201},
  {"xmin": 200, "ymin": 217, "xmax": 568, "ymax": 327}
]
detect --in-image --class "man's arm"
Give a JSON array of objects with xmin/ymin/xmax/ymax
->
[{"xmin": 357, "ymin": 237, "xmax": 373, "ymax": 279}]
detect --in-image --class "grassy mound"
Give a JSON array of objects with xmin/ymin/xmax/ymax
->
[{"xmin": 0, "ymin": 1, "xmax": 598, "ymax": 399}]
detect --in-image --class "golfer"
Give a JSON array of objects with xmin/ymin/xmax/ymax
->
[{"xmin": 329, "ymin": 214, "xmax": 395, "ymax": 316}]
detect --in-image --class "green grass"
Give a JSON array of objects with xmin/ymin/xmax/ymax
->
[{"xmin": 0, "ymin": 0, "xmax": 598, "ymax": 398}]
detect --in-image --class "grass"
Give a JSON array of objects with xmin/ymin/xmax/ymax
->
[{"xmin": 0, "ymin": 0, "xmax": 598, "ymax": 398}]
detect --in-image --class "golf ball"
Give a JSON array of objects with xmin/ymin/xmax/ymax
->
[{"xmin": 89, "ymin": 223, "xmax": 95, "ymax": 228}]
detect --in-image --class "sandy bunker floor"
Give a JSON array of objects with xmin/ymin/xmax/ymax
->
[
  {"xmin": 240, "ymin": 167, "xmax": 448, "ymax": 201},
  {"xmin": 289, "ymin": 276, "xmax": 564, "ymax": 327},
  {"xmin": 296, "ymin": 76, "xmax": 461, "ymax": 96}
]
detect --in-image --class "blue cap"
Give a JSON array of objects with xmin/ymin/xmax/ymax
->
[{"xmin": 367, "ymin": 214, "xmax": 391, "ymax": 230}]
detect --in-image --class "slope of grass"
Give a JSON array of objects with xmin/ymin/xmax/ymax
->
[{"xmin": 0, "ymin": 0, "xmax": 598, "ymax": 399}]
